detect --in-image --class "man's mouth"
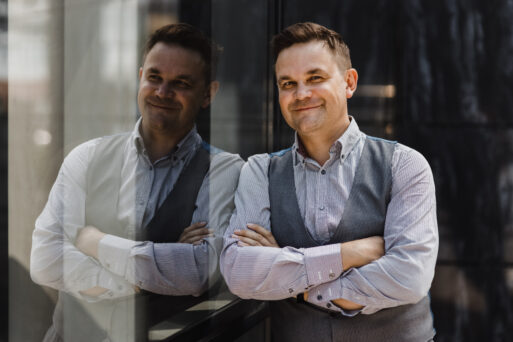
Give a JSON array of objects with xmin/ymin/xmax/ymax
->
[
  {"xmin": 147, "ymin": 101, "xmax": 181, "ymax": 110},
  {"xmin": 292, "ymin": 104, "xmax": 322, "ymax": 112}
]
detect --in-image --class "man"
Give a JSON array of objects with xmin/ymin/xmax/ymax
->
[
  {"xmin": 31, "ymin": 24, "xmax": 243, "ymax": 342},
  {"xmin": 221, "ymin": 22, "xmax": 438, "ymax": 341}
]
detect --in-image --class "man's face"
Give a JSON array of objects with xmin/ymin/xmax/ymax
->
[
  {"xmin": 137, "ymin": 42, "xmax": 214, "ymax": 137},
  {"xmin": 275, "ymin": 40, "xmax": 357, "ymax": 139}
]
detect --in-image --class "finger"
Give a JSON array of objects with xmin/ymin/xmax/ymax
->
[
  {"xmin": 179, "ymin": 228, "xmax": 211, "ymax": 242},
  {"xmin": 183, "ymin": 227, "xmax": 210, "ymax": 238},
  {"xmin": 233, "ymin": 234, "xmax": 261, "ymax": 246},
  {"xmin": 247, "ymin": 224, "xmax": 276, "ymax": 242},
  {"xmin": 234, "ymin": 229, "xmax": 265, "ymax": 241},
  {"xmin": 182, "ymin": 221, "xmax": 207, "ymax": 233},
  {"xmin": 247, "ymin": 224, "xmax": 280, "ymax": 247},
  {"xmin": 183, "ymin": 234, "xmax": 209, "ymax": 244},
  {"xmin": 237, "ymin": 241, "xmax": 250, "ymax": 247},
  {"xmin": 181, "ymin": 233, "xmax": 211, "ymax": 244},
  {"xmin": 234, "ymin": 229, "xmax": 267, "ymax": 245},
  {"xmin": 246, "ymin": 223, "xmax": 270, "ymax": 235}
]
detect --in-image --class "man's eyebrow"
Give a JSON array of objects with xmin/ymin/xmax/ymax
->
[
  {"xmin": 146, "ymin": 67, "xmax": 161, "ymax": 74},
  {"xmin": 174, "ymin": 74, "xmax": 195, "ymax": 82},
  {"xmin": 306, "ymin": 68, "xmax": 327, "ymax": 75}
]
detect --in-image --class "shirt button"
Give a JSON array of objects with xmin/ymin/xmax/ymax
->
[
  {"xmin": 321, "ymin": 170, "xmax": 326, "ymax": 175},
  {"xmin": 317, "ymin": 294, "xmax": 323, "ymax": 301},
  {"xmin": 319, "ymin": 206, "xmax": 325, "ymax": 211},
  {"xmin": 329, "ymin": 272, "xmax": 335, "ymax": 279},
  {"xmin": 341, "ymin": 154, "xmax": 345, "ymax": 159},
  {"xmin": 288, "ymin": 288, "xmax": 294, "ymax": 294},
  {"xmin": 326, "ymin": 303, "xmax": 332, "ymax": 308}
]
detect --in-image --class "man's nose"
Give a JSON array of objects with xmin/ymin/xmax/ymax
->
[
  {"xmin": 155, "ymin": 83, "xmax": 174, "ymax": 97},
  {"xmin": 295, "ymin": 83, "xmax": 312, "ymax": 100}
]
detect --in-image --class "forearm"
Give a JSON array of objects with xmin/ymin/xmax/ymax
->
[
  {"xmin": 306, "ymin": 227, "xmax": 438, "ymax": 314},
  {"xmin": 31, "ymin": 225, "xmax": 135, "ymax": 300},
  {"xmin": 221, "ymin": 234, "xmax": 345, "ymax": 300},
  {"xmin": 97, "ymin": 234, "xmax": 218, "ymax": 296}
]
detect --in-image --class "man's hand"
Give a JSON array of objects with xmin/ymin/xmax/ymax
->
[
  {"xmin": 75, "ymin": 226, "xmax": 106, "ymax": 259},
  {"xmin": 340, "ymin": 236, "xmax": 385, "ymax": 271},
  {"xmin": 331, "ymin": 298, "xmax": 364, "ymax": 311},
  {"xmin": 232, "ymin": 223, "xmax": 279, "ymax": 247},
  {"xmin": 178, "ymin": 221, "xmax": 212, "ymax": 245}
]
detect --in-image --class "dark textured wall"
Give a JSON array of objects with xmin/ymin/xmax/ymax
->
[
  {"xmin": 398, "ymin": 1, "xmax": 513, "ymax": 340},
  {"xmin": 279, "ymin": 0, "xmax": 513, "ymax": 340}
]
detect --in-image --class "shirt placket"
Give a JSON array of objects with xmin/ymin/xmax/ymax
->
[
  {"xmin": 316, "ymin": 166, "xmax": 329, "ymax": 242},
  {"xmin": 136, "ymin": 157, "xmax": 155, "ymax": 230}
]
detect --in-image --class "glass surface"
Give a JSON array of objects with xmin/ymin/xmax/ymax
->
[{"xmin": 6, "ymin": 1, "xmax": 513, "ymax": 341}]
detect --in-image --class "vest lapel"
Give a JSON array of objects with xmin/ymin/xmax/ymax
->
[
  {"xmin": 330, "ymin": 137, "xmax": 395, "ymax": 243},
  {"xmin": 269, "ymin": 149, "xmax": 320, "ymax": 248},
  {"xmin": 143, "ymin": 145, "xmax": 211, "ymax": 243}
]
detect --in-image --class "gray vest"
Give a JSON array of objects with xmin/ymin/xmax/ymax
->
[
  {"xmin": 268, "ymin": 136, "xmax": 435, "ymax": 342},
  {"xmin": 51, "ymin": 133, "xmax": 211, "ymax": 342}
]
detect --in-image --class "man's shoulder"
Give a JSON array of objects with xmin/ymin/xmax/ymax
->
[
  {"xmin": 201, "ymin": 142, "xmax": 244, "ymax": 173},
  {"xmin": 64, "ymin": 132, "xmax": 132, "ymax": 171},
  {"xmin": 268, "ymin": 147, "xmax": 292, "ymax": 158},
  {"xmin": 364, "ymin": 134, "xmax": 397, "ymax": 145}
]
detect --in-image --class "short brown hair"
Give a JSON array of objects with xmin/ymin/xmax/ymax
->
[
  {"xmin": 143, "ymin": 23, "xmax": 222, "ymax": 83},
  {"xmin": 271, "ymin": 22, "xmax": 351, "ymax": 70}
]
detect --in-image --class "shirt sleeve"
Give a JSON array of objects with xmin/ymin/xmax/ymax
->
[
  {"xmin": 306, "ymin": 145, "xmax": 439, "ymax": 315},
  {"xmin": 30, "ymin": 140, "xmax": 135, "ymax": 301},
  {"xmin": 220, "ymin": 154, "xmax": 344, "ymax": 300},
  {"xmin": 96, "ymin": 152, "xmax": 244, "ymax": 296}
]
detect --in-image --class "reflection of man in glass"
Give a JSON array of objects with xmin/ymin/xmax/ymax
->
[
  {"xmin": 221, "ymin": 22, "xmax": 438, "ymax": 341},
  {"xmin": 31, "ymin": 24, "xmax": 243, "ymax": 342}
]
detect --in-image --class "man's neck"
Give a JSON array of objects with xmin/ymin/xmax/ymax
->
[
  {"xmin": 140, "ymin": 125, "xmax": 192, "ymax": 163},
  {"xmin": 299, "ymin": 119, "xmax": 350, "ymax": 166}
]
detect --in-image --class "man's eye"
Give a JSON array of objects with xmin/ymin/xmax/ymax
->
[
  {"xmin": 280, "ymin": 81, "xmax": 295, "ymax": 89},
  {"xmin": 309, "ymin": 75, "xmax": 323, "ymax": 82},
  {"xmin": 148, "ymin": 75, "xmax": 161, "ymax": 82},
  {"xmin": 174, "ymin": 80, "xmax": 192, "ymax": 89}
]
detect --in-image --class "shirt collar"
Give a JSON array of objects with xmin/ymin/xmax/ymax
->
[
  {"xmin": 292, "ymin": 115, "xmax": 363, "ymax": 166},
  {"xmin": 132, "ymin": 117, "xmax": 201, "ymax": 162}
]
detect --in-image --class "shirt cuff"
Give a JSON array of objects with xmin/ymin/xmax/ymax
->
[
  {"xmin": 306, "ymin": 279, "xmax": 363, "ymax": 317},
  {"xmin": 303, "ymin": 244, "xmax": 343, "ymax": 287},
  {"xmin": 97, "ymin": 234, "xmax": 137, "ymax": 278}
]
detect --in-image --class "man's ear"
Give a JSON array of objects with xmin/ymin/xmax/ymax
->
[
  {"xmin": 202, "ymin": 81, "xmax": 220, "ymax": 108},
  {"xmin": 138, "ymin": 67, "xmax": 143, "ymax": 80},
  {"xmin": 345, "ymin": 68, "xmax": 358, "ymax": 99}
]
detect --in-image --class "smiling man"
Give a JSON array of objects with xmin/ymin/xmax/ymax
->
[
  {"xmin": 221, "ymin": 22, "xmax": 438, "ymax": 341},
  {"xmin": 31, "ymin": 24, "xmax": 243, "ymax": 342}
]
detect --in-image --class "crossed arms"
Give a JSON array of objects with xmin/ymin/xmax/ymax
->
[
  {"xmin": 220, "ymin": 146, "xmax": 438, "ymax": 315},
  {"xmin": 30, "ymin": 138, "xmax": 243, "ymax": 300}
]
